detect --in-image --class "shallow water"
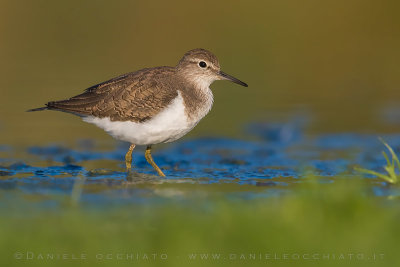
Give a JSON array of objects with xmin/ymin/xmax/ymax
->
[{"xmin": 1, "ymin": 118, "xmax": 399, "ymax": 209}]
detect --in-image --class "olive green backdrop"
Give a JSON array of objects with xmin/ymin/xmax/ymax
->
[{"xmin": 1, "ymin": 0, "xmax": 400, "ymax": 146}]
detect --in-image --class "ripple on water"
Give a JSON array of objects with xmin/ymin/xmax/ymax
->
[{"xmin": 2, "ymin": 119, "xmax": 400, "ymax": 205}]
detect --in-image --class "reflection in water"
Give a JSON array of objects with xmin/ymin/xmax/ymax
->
[{"xmin": 1, "ymin": 120, "xmax": 400, "ymax": 207}]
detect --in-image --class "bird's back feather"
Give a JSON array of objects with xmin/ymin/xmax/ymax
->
[{"xmin": 33, "ymin": 67, "xmax": 180, "ymax": 123}]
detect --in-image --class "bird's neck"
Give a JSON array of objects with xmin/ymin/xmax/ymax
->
[{"xmin": 178, "ymin": 82, "xmax": 214, "ymax": 123}]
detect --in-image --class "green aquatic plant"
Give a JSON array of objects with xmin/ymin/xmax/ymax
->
[{"xmin": 355, "ymin": 137, "xmax": 400, "ymax": 184}]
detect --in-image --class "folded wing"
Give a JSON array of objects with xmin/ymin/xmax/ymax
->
[{"xmin": 46, "ymin": 67, "xmax": 178, "ymax": 123}]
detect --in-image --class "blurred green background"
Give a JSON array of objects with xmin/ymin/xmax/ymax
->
[
  {"xmin": 1, "ymin": 0, "xmax": 400, "ymax": 146},
  {"xmin": 1, "ymin": 179, "xmax": 399, "ymax": 267}
]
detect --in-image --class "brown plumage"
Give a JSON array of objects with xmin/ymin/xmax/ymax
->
[
  {"xmin": 28, "ymin": 48, "xmax": 231, "ymax": 123},
  {"xmin": 28, "ymin": 48, "xmax": 248, "ymax": 177},
  {"xmin": 41, "ymin": 67, "xmax": 179, "ymax": 123}
]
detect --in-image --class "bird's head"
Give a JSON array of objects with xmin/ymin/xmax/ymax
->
[{"xmin": 176, "ymin": 48, "xmax": 248, "ymax": 89}]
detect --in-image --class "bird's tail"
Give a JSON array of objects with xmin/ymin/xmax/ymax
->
[{"xmin": 26, "ymin": 106, "xmax": 48, "ymax": 112}]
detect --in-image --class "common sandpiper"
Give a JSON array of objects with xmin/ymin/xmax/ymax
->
[{"xmin": 28, "ymin": 49, "xmax": 248, "ymax": 176}]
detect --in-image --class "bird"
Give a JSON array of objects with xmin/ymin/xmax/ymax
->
[{"xmin": 28, "ymin": 48, "xmax": 248, "ymax": 176}]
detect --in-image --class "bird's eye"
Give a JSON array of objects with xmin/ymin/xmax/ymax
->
[{"xmin": 199, "ymin": 61, "xmax": 207, "ymax": 68}]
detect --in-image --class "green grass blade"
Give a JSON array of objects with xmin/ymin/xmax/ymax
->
[
  {"xmin": 354, "ymin": 167, "xmax": 395, "ymax": 183},
  {"xmin": 355, "ymin": 138, "xmax": 399, "ymax": 184},
  {"xmin": 382, "ymin": 151, "xmax": 391, "ymax": 167},
  {"xmin": 383, "ymin": 166, "xmax": 397, "ymax": 183},
  {"xmin": 380, "ymin": 137, "xmax": 400, "ymax": 170}
]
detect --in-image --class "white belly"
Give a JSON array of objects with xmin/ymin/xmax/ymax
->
[{"xmin": 82, "ymin": 91, "xmax": 211, "ymax": 145}]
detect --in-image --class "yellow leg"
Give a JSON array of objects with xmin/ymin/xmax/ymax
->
[
  {"xmin": 145, "ymin": 145, "xmax": 165, "ymax": 177},
  {"xmin": 125, "ymin": 144, "xmax": 136, "ymax": 170}
]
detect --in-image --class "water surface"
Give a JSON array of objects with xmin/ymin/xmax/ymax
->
[{"xmin": 1, "ymin": 119, "xmax": 399, "ymax": 209}]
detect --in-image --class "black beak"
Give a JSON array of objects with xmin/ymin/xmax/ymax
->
[{"xmin": 219, "ymin": 71, "xmax": 248, "ymax": 87}]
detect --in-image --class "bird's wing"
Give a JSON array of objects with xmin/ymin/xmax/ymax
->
[{"xmin": 46, "ymin": 67, "xmax": 179, "ymax": 122}]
